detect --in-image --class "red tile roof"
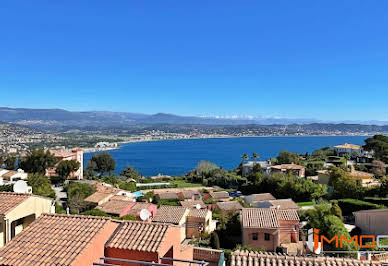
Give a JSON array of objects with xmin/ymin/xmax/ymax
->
[
  {"xmin": 97, "ymin": 199, "xmax": 134, "ymax": 215},
  {"xmin": 0, "ymin": 192, "xmax": 31, "ymax": 215},
  {"xmin": 216, "ymin": 201, "xmax": 243, "ymax": 211},
  {"xmin": 0, "ymin": 214, "xmax": 116, "ymax": 266},
  {"xmin": 188, "ymin": 208, "xmax": 209, "ymax": 219},
  {"xmin": 209, "ymin": 191, "xmax": 230, "ymax": 199},
  {"xmin": 271, "ymin": 163, "xmax": 305, "ymax": 170},
  {"xmin": 180, "ymin": 200, "xmax": 206, "ymax": 209},
  {"xmin": 247, "ymin": 193, "xmax": 276, "ymax": 202},
  {"xmin": 84, "ymin": 192, "xmax": 113, "ymax": 204},
  {"xmin": 106, "ymin": 221, "xmax": 170, "ymax": 253},
  {"xmin": 152, "ymin": 206, "xmax": 188, "ymax": 224},
  {"xmin": 230, "ymin": 250, "xmax": 380, "ymax": 266},
  {"xmin": 241, "ymin": 208, "xmax": 299, "ymax": 228}
]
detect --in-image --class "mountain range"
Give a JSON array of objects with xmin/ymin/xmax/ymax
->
[{"xmin": 0, "ymin": 107, "xmax": 388, "ymax": 130}]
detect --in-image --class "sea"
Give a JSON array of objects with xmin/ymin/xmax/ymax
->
[{"xmin": 83, "ymin": 136, "xmax": 368, "ymax": 177}]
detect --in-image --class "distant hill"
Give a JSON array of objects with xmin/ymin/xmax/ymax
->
[{"xmin": 0, "ymin": 107, "xmax": 388, "ymax": 133}]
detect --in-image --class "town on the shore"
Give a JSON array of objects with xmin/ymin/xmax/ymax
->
[{"xmin": 1, "ymin": 135, "xmax": 388, "ymax": 265}]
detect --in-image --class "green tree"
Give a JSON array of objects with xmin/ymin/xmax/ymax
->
[
  {"xmin": 372, "ymin": 160, "xmax": 386, "ymax": 177},
  {"xmin": 331, "ymin": 203, "xmax": 343, "ymax": 220},
  {"xmin": 4, "ymin": 156, "xmax": 16, "ymax": 170},
  {"xmin": 364, "ymin": 135, "xmax": 388, "ymax": 163},
  {"xmin": 195, "ymin": 160, "xmax": 218, "ymax": 174},
  {"xmin": 252, "ymin": 152, "xmax": 259, "ymax": 161},
  {"xmin": 19, "ymin": 149, "xmax": 57, "ymax": 174},
  {"xmin": 27, "ymin": 173, "xmax": 56, "ymax": 198},
  {"xmin": 241, "ymin": 154, "xmax": 249, "ymax": 162},
  {"xmin": 307, "ymin": 201, "xmax": 358, "ymax": 255},
  {"xmin": 66, "ymin": 182, "xmax": 96, "ymax": 214},
  {"xmin": 87, "ymin": 152, "xmax": 116, "ymax": 175},
  {"xmin": 209, "ymin": 231, "xmax": 220, "ymax": 249},
  {"xmin": 120, "ymin": 165, "xmax": 140, "ymax": 181},
  {"xmin": 276, "ymin": 150, "xmax": 300, "ymax": 164},
  {"xmin": 329, "ymin": 167, "xmax": 365, "ymax": 199},
  {"xmin": 56, "ymin": 159, "xmax": 81, "ymax": 183}
]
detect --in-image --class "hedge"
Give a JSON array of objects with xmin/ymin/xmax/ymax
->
[
  {"xmin": 364, "ymin": 197, "xmax": 388, "ymax": 207},
  {"xmin": 334, "ymin": 198, "xmax": 385, "ymax": 216}
]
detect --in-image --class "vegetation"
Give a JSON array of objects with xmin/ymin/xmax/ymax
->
[
  {"xmin": 19, "ymin": 149, "xmax": 57, "ymax": 174},
  {"xmin": 276, "ymin": 150, "xmax": 301, "ymax": 165},
  {"xmin": 364, "ymin": 135, "xmax": 388, "ymax": 163},
  {"xmin": 87, "ymin": 152, "xmax": 116, "ymax": 175},
  {"xmin": 27, "ymin": 173, "xmax": 56, "ymax": 198},
  {"xmin": 0, "ymin": 184, "xmax": 13, "ymax": 192},
  {"xmin": 56, "ymin": 159, "xmax": 81, "ymax": 183},
  {"xmin": 335, "ymin": 199, "xmax": 384, "ymax": 216},
  {"xmin": 120, "ymin": 165, "xmax": 141, "ymax": 181},
  {"xmin": 329, "ymin": 167, "xmax": 365, "ymax": 199},
  {"xmin": 66, "ymin": 182, "xmax": 96, "ymax": 214},
  {"xmin": 4, "ymin": 156, "xmax": 16, "ymax": 170},
  {"xmin": 306, "ymin": 201, "xmax": 358, "ymax": 256}
]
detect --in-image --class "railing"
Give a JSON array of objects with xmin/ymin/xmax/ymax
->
[{"xmin": 93, "ymin": 256, "xmax": 208, "ymax": 266}]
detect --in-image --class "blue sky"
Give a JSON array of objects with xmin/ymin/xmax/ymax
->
[{"xmin": 1, "ymin": 1, "xmax": 388, "ymax": 120}]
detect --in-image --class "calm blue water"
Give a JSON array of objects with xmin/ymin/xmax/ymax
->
[{"xmin": 84, "ymin": 136, "xmax": 367, "ymax": 177}]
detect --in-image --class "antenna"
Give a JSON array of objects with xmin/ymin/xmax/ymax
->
[
  {"xmin": 140, "ymin": 209, "xmax": 150, "ymax": 221},
  {"xmin": 13, "ymin": 180, "xmax": 29, "ymax": 193},
  {"xmin": 195, "ymin": 204, "xmax": 201, "ymax": 210}
]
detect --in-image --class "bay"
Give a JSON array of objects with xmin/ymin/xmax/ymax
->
[{"xmin": 83, "ymin": 136, "xmax": 367, "ymax": 177}]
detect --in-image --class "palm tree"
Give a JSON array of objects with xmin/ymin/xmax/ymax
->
[
  {"xmin": 242, "ymin": 153, "xmax": 249, "ymax": 162},
  {"xmin": 252, "ymin": 152, "xmax": 259, "ymax": 162}
]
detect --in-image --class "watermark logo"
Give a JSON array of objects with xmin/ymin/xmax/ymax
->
[{"xmin": 306, "ymin": 228, "xmax": 388, "ymax": 254}]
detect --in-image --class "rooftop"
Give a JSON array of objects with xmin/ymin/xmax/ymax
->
[
  {"xmin": 84, "ymin": 192, "xmax": 113, "ymax": 204},
  {"xmin": 230, "ymin": 250, "xmax": 380, "ymax": 266},
  {"xmin": 209, "ymin": 191, "xmax": 230, "ymax": 199},
  {"xmin": 216, "ymin": 201, "xmax": 243, "ymax": 211},
  {"xmin": 241, "ymin": 208, "xmax": 299, "ymax": 228},
  {"xmin": 271, "ymin": 163, "xmax": 305, "ymax": 170},
  {"xmin": 96, "ymin": 199, "xmax": 134, "ymax": 215},
  {"xmin": 246, "ymin": 193, "xmax": 276, "ymax": 202},
  {"xmin": 0, "ymin": 214, "xmax": 116, "ymax": 265},
  {"xmin": 180, "ymin": 200, "xmax": 206, "ymax": 209},
  {"xmin": 334, "ymin": 143, "xmax": 362, "ymax": 150},
  {"xmin": 261, "ymin": 198, "xmax": 298, "ymax": 209},
  {"xmin": 0, "ymin": 192, "xmax": 34, "ymax": 215},
  {"xmin": 188, "ymin": 208, "xmax": 209, "ymax": 219},
  {"xmin": 106, "ymin": 220, "xmax": 170, "ymax": 253},
  {"xmin": 155, "ymin": 192, "xmax": 179, "ymax": 200},
  {"xmin": 152, "ymin": 206, "xmax": 188, "ymax": 224}
]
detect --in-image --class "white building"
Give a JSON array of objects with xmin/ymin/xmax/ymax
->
[{"xmin": 0, "ymin": 169, "xmax": 28, "ymax": 185}]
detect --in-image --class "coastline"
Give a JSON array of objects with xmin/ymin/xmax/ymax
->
[{"xmin": 82, "ymin": 134, "xmax": 372, "ymax": 154}]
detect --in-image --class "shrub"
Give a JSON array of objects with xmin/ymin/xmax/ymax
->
[{"xmin": 335, "ymin": 199, "xmax": 385, "ymax": 216}]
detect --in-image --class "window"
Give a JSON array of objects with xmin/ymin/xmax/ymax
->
[
  {"xmin": 252, "ymin": 233, "xmax": 258, "ymax": 240},
  {"xmin": 264, "ymin": 233, "xmax": 270, "ymax": 241}
]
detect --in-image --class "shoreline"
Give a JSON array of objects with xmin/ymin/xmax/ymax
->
[{"xmin": 83, "ymin": 134, "xmax": 372, "ymax": 154}]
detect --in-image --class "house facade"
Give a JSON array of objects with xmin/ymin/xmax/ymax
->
[
  {"xmin": 270, "ymin": 163, "xmax": 306, "ymax": 178},
  {"xmin": 241, "ymin": 208, "xmax": 300, "ymax": 252},
  {"xmin": 46, "ymin": 148, "xmax": 83, "ymax": 180},
  {"xmin": 0, "ymin": 192, "xmax": 54, "ymax": 248}
]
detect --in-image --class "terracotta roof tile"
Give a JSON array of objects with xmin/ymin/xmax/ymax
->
[
  {"xmin": 156, "ymin": 192, "xmax": 179, "ymax": 200},
  {"xmin": 106, "ymin": 221, "xmax": 170, "ymax": 253},
  {"xmin": 0, "ymin": 214, "xmax": 115, "ymax": 266},
  {"xmin": 209, "ymin": 191, "xmax": 230, "ymax": 199},
  {"xmin": 247, "ymin": 193, "xmax": 276, "ymax": 202},
  {"xmin": 216, "ymin": 201, "xmax": 243, "ymax": 211},
  {"xmin": 271, "ymin": 163, "xmax": 305, "ymax": 170},
  {"xmin": 188, "ymin": 208, "xmax": 209, "ymax": 218},
  {"xmin": 97, "ymin": 199, "xmax": 134, "ymax": 215},
  {"xmin": 241, "ymin": 208, "xmax": 299, "ymax": 228},
  {"xmin": 257, "ymin": 198, "xmax": 299, "ymax": 209},
  {"xmin": 152, "ymin": 206, "xmax": 188, "ymax": 224},
  {"xmin": 84, "ymin": 192, "xmax": 113, "ymax": 204},
  {"xmin": 0, "ymin": 192, "xmax": 31, "ymax": 215},
  {"xmin": 230, "ymin": 250, "xmax": 381, "ymax": 266},
  {"xmin": 180, "ymin": 200, "xmax": 206, "ymax": 209},
  {"xmin": 334, "ymin": 143, "xmax": 362, "ymax": 150}
]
